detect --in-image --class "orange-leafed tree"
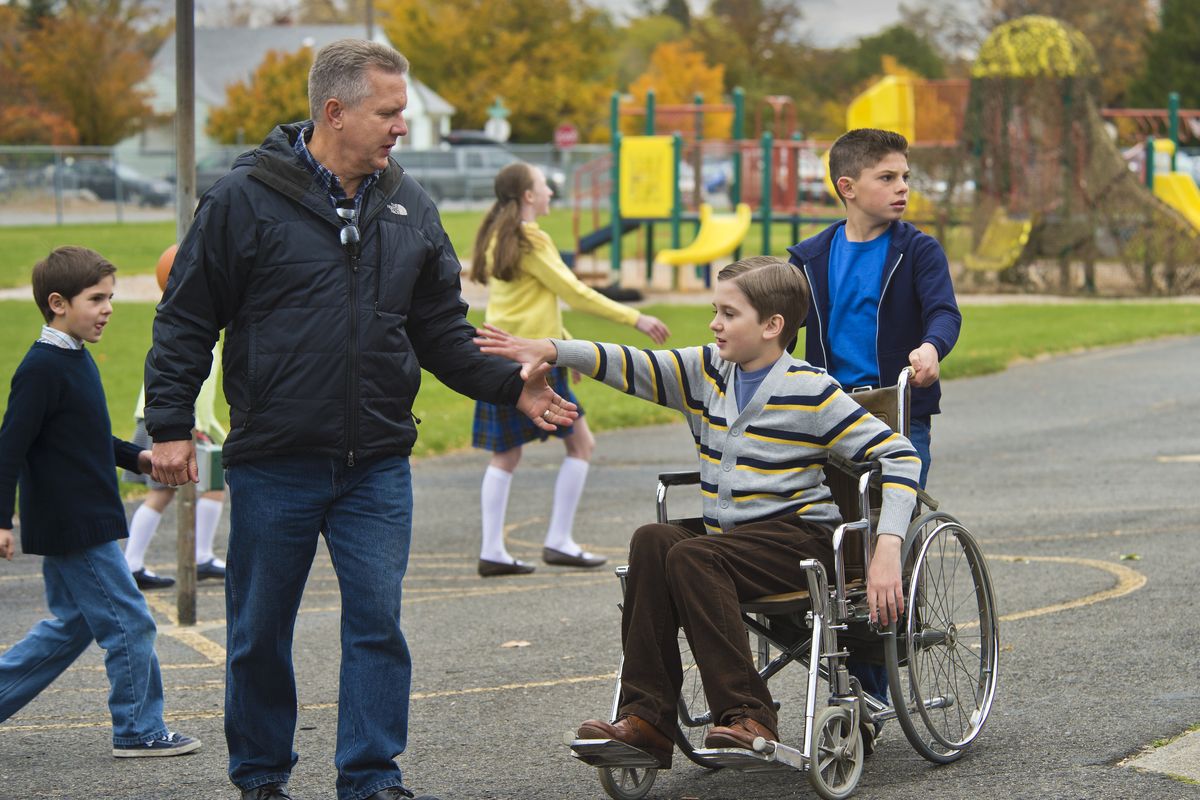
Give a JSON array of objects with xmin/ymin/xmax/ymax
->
[
  {"xmin": 207, "ymin": 46, "xmax": 314, "ymax": 145},
  {"xmin": 0, "ymin": 105, "xmax": 81, "ymax": 146},
  {"xmin": 379, "ymin": 0, "xmax": 615, "ymax": 142},
  {"xmin": 19, "ymin": 5, "xmax": 156, "ymax": 145},
  {"xmin": 623, "ymin": 41, "xmax": 731, "ymax": 139}
]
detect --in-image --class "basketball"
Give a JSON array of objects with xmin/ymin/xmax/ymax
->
[{"xmin": 156, "ymin": 244, "xmax": 178, "ymax": 291}]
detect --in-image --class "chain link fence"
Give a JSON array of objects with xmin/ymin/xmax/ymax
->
[{"xmin": 0, "ymin": 143, "xmax": 609, "ymax": 225}]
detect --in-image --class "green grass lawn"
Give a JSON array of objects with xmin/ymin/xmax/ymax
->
[
  {"xmin": 0, "ymin": 212, "xmax": 974, "ymax": 288},
  {"xmin": 3, "ymin": 300, "xmax": 1199, "ymax": 462}
]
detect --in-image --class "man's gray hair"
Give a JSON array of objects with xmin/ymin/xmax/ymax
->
[{"xmin": 308, "ymin": 39, "xmax": 409, "ymax": 121}]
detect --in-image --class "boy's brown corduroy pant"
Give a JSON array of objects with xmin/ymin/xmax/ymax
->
[{"xmin": 614, "ymin": 517, "xmax": 836, "ymax": 739}]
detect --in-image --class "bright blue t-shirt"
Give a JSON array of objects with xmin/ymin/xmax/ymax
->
[{"xmin": 827, "ymin": 226, "xmax": 891, "ymax": 388}]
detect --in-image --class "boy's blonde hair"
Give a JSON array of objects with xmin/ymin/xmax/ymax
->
[
  {"xmin": 828, "ymin": 128, "xmax": 909, "ymax": 205},
  {"xmin": 31, "ymin": 246, "xmax": 117, "ymax": 323},
  {"xmin": 717, "ymin": 255, "xmax": 809, "ymax": 346}
]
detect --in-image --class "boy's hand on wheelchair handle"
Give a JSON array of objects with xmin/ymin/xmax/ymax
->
[
  {"xmin": 0, "ymin": 528, "xmax": 14, "ymax": 561},
  {"xmin": 908, "ymin": 343, "xmax": 940, "ymax": 388},
  {"xmin": 867, "ymin": 534, "xmax": 904, "ymax": 627}
]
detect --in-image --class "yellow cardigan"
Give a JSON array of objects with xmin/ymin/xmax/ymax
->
[{"xmin": 483, "ymin": 222, "xmax": 638, "ymax": 339}]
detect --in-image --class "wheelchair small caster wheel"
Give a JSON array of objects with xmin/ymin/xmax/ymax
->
[
  {"xmin": 808, "ymin": 706, "xmax": 863, "ymax": 800},
  {"xmin": 599, "ymin": 765, "xmax": 657, "ymax": 800}
]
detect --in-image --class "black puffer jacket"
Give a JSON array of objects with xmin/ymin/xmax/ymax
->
[{"xmin": 145, "ymin": 122, "xmax": 523, "ymax": 465}]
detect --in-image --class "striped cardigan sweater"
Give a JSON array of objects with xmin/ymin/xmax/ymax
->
[{"xmin": 553, "ymin": 340, "xmax": 922, "ymax": 537}]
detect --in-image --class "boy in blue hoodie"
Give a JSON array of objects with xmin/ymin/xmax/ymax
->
[
  {"xmin": 787, "ymin": 128, "xmax": 961, "ymax": 705},
  {"xmin": 0, "ymin": 246, "xmax": 200, "ymax": 758}
]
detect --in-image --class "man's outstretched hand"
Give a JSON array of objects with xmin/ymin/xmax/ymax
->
[{"xmin": 475, "ymin": 325, "xmax": 578, "ymax": 431}]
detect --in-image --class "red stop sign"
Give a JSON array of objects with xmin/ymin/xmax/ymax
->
[{"xmin": 554, "ymin": 123, "xmax": 579, "ymax": 150}]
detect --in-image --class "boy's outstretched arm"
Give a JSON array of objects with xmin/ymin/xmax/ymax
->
[
  {"xmin": 474, "ymin": 324, "xmax": 559, "ymax": 380},
  {"xmin": 474, "ymin": 327, "xmax": 578, "ymax": 430},
  {"xmin": 0, "ymin": 528, "xmax": 14, "ymax": 560}
]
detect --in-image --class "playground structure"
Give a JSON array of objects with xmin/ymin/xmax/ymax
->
[
  {"xmin": 569, "ymin": 90, "xmax": 851, "ymax": 290},
  {"xmin": 568, "ymin": 14, "xmax": 1200, "ymax": 295}
]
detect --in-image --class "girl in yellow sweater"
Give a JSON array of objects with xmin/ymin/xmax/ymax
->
[{"xmin": 469, "ymin": 162, "xmax": 669, "ymax": 576}]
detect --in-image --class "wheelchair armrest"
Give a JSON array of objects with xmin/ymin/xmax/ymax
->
[
  {"xmin": 915, "ymin": 486, "xmax": 939, "ymax": 511},
  {"xmin": 828, "ymin": 453, "xmax": 883, "ymax": 479},
  {"xmin": 657, "ymin": 470, "xmax": 700, "ymax": 486}
]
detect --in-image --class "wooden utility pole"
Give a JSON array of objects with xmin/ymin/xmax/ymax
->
[{"xmin": 175, "ymin": 0, "xmax": 197, "ymax": 626}]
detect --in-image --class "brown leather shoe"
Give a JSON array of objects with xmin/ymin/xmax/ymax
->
[
  {"xmin": 703, "ymin": 715, "xmax": 778, "ymax": 750},
  {"xmin": 576, "ymin": 715, "xmax": 673, "ymax": 767}
]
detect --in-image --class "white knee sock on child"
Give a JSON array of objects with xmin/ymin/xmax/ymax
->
[
  {"xmin": 543, "ymin": 456, "xmax": 590, "ymax": 556},
  {"xmin": 195, "ymin": 497, "xmax": 223, "ymax": 565},
  {"xmin": 480, "ymin": 465, "xmax": 515, "ymax": 563},
  {"xmin": 124, "ymin": 505, "xmax": 161, "ymax": 572}
]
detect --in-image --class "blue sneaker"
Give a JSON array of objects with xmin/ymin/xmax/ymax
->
[{"xmin": 113, "ymin": 730, "xmax": 202, "ymax": 758}]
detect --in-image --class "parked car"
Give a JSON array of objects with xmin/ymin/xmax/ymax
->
[
  {"xmin": 392, "ymin": 145, "xmax": 565, "ymax": 203},
  {"xmin": 48, "ymin": 160, "xmax": 173, "ymax": 207}
]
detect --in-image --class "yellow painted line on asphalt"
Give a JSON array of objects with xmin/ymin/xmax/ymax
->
[
  {"xmin": 989, "ymin": 554, "xmax": 1146, "ymax": 623},
  {"xmin": 1157, "ymin": 454, "xmax": 1200, "ymax": 463},
  {"xmin": 0, "ymin": 555, "xmax": 1147, "ymax": 735}
]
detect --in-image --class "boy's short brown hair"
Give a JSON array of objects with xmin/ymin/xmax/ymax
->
[
  {"xmin": 31, "ymin": 246, "xmax": 117, "ymax": 322},
  {"xmin": 717, "ymin": 255, "xmax": 809, "ymax": 347},
  {"xmin": 828, "ymin": 128, "xmax": 909, "ymax": 205}
]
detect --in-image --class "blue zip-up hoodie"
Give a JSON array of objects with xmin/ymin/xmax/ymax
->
[{"xmin": 787, "ymin": 220, "xmax": 961, "ymax": 418}]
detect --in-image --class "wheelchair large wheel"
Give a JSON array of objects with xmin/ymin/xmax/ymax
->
[
  {"xmin": 674, "ymin": 629, "xmax": 722, "ymax": 769},
  {"xmin": 807, "ymin": 705, "xmax": 864, "ymax": 800},
  {"xmin": 886, "ymin": 511, "xmax": 999, "ymax": 764},
  {"xmin": 599, "ymin": 765, "xmax": 656, "ymax": 800}
]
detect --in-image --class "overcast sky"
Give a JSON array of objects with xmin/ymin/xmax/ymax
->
[
  {"xmin": 183, "ymin": 0, "xmax": 958, "ymax": 49},
  {"xmin": 589, "ymin": 0, "xmax": 916, "ymax": 47}
]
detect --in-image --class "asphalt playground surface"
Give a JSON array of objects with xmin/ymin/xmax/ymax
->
[{"xmin": 2, "ymin": 335, "xmax": 1199, "ymax": 800}]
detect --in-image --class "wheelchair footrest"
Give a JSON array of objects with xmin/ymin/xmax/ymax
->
[
  {"xmin": 689, "ymin": 745, "xmax": 800, "ymax": 773},
  {"xmin": 566, "ymin": 736, "xmax": 664, "ymax": 768}
]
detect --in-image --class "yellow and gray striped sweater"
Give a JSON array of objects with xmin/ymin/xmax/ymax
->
[{"xmin": 553, "ymin": 340, "xmax": 921, "ymax": 537}]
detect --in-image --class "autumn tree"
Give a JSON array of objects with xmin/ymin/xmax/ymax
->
[
  {"xmin": 899, "ymin": 0, "xmax": 986, "ymax": 67},
  {"xmin": 207, "ymin": 46, "xmax": 313, "ymax": 145},
  {"xmin": 18, "ymin": 0, "xmax": 158, "ymax": 145},
  {"xmin": 1127, "ymin": 0, "xmax": 1200, "ymax": 109},
  {"xmin": 615, "ymin": 14, "xmax": 687, "ymax": 89},
  {"xmin": 379, "ymin": 0, "xmax": 616, "ymax": 142},
  {"xmin": 623, "ymin": 41, "xmax": 731, "ymax": 139},
  {"xmin": 983, "ymin": 0, "xmax": 1155, "ymax": 105},
  {"xmin": 841, "ymin": 24, "xmax": 946, "ymax": 88}
]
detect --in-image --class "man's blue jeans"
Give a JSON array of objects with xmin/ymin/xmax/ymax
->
[
  {"xmin": 224, "ymin": 455, "xmax": 413, "ymax": 800},
  {"xmin": 0, "ymin": 540, "xmax": 168, "ymax": 745}
]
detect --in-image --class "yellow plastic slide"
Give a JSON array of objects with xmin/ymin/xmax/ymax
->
[
  {"xmin": 655, "ymin": 203, "xmax": 752, "ymax": 267},
  {"xmin": 1153, "ymin": 172, "xmax": 1200, "ymax": 231},
  {"xmin": 963, "ymin": 207, "xmax": 1035, "ymax": 272}
]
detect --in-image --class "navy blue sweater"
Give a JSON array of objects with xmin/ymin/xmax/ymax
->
[
  {"xmin": 788, "ymin": 220, "xmax": 962, "ymax": 418},
  {"xmin": 0, "ymin": 343, "xmax": 142, "ymax": 556}
]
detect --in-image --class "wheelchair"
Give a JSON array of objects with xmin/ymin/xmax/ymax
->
[{"xmin": 568, "ymin": 369, "xmax": 999, "ymax": 800}]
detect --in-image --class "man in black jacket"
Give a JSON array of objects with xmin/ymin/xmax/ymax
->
[{"xmin": 145, "ymin": 39, "xmax": 574, "ymax": 800}]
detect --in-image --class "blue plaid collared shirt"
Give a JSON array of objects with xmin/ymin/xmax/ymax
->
[{"xmin": 293, "ymin": 122, "xmax": 380, "ymax": 215}]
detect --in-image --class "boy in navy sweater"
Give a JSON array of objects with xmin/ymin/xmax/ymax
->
[
  {"xmin": 788, "ymin": 129, "xmax": 962, "ymax": 705},
  {"xmin": 0, "ymin": 246, "xmax": 200, "ymax": 757}
]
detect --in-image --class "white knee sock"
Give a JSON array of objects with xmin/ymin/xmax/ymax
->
[
  {"xmin": 480, "ymin": 466, "xmax": 515, "ymax": 563},
  {"xmin": 543, "ymin": 456, "xmax": 590, "ymax": 555},
  {"xmin": 195, "ymin": 497, "xmax": 223, "ymax": 565},
  {"xmin": 124, "ymin": 505, "xmax": 161, "ymax": 572}
]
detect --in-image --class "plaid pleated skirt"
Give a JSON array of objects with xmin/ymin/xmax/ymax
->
[{"xmin": 472, "ymin": 367, "xmax": 584, "ymax": 453}]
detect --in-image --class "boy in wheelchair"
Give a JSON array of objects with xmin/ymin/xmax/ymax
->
[{"xmin": 474, "ymin": 255, "xmax": 921, "ymax": 767}]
